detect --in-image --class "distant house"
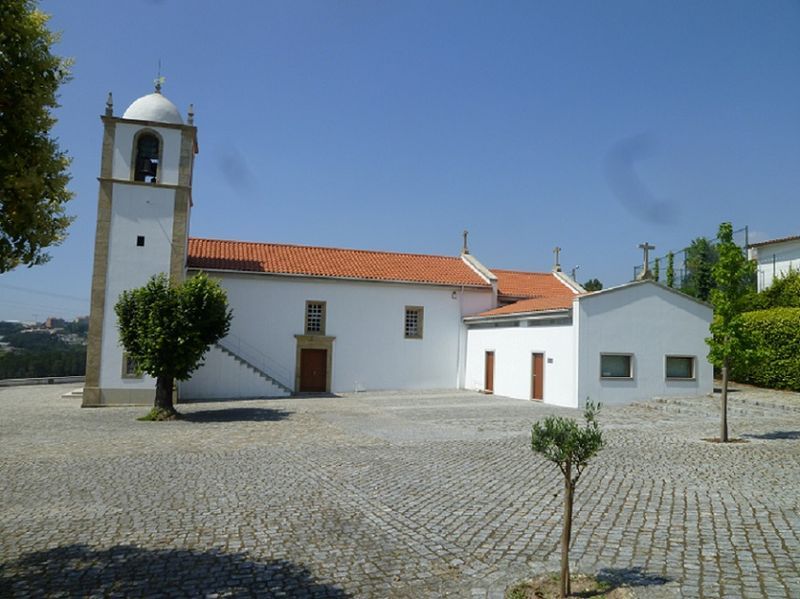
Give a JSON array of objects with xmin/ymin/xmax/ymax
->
[
  {"xmin": 83, "ymin": 88, "xmax": 713, "ymax": 409},
  {"xmin": 748, "ymin": 235, "xmax": 800, "ymax": 291}
]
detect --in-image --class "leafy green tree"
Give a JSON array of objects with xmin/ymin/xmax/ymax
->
[
  {"xmin": 707, "ymin": 222, "xmax": 757, "ymax": 442},
  {"xmin": 653, "ymin": 258, "xmax": 660, "ymax": 282},
  {"xmin": 683, "ymin": 237, "xmax": 718, "ymax": 300},
  {"xmin": 666, "ymin": 252, "xmax": 675, "ymax": 288},
  {"xmin": 0, "ymin": 0, "xmax": 74, "ymax": 272},
  {"xmin": 582, "ymin": 278, "xmax": 603, "ymax": 292},
  {"xmin": 115, "ymin": 273, "xmax": 232, "ymax": 419},
  {"xmin": 531, "ymin": 402, "xmax": 604, "ymax": 598}
]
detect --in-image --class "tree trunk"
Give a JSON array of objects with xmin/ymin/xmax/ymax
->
[
  {"xmin": 561, "ymin": 462, "xmax": 573, "ymax": 598},
  {"xmin": 154, "ymin": 375, "xmax": 176, "ymax": 416},
  {"xmin": 720, "ymin": 360, "xmax": 729, "ymax": 442}
]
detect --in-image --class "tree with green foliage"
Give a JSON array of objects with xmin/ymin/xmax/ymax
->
[
  {"xmin": 653, "ymin": 258, "xmax": 660, "ymax": 282},
  {"xmin": 0, "ymin": 0, "xmax": 74, "ymax": 272},
  {"xmin": 115, "ymin": 273, "xmax": 232, "ymax": 420},
  {"xmin": 683, "ymin": 237, "xmax": 718, "ymax": 301},
  {"xmin": 666, "ymin": 252, "xmax": 675, "ymax": 288},
  {"xmin": 707, "ymin": 222, "xmax": 757, "ymax": 442},
  {"xmin": 531, "ymin": 402, "xmax": 604, "ymax": 598},
  {"xmin": 582, "ymin": 278, "xmax": 603, "ymax": 292},
  {"xmin": 730, "ymin": 308, "xmax": 800, "ymax": 392}
]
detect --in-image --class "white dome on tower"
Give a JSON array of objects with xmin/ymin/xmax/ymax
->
[{"xmin": 122, "ymin": 92, "xmax": 183, "ymax": 124}]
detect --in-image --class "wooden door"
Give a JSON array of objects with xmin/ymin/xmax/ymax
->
[
  {"xmin": 300, "ymin": 348, "xmax": 327, "ymax": 392},
  {"xmin": 484, "ymin": 351, "xmax": 495, "ymax": 394},
  {"xmin": 531, "ymin": 353, "xmax": 544, "ymax": 400}
]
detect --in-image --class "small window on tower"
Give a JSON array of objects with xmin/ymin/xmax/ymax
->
[
  {"xmin": 136, "ymin": 236, "xmax": 145, "ymax": 247},
  {"xmin": 134, "ymin": 132, "xmax": 160, "ymax": 183}
]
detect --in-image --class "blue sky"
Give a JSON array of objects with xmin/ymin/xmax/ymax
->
[{"xmin": 2, "ymin": 0, "xmax": 799, "ymax": 321}]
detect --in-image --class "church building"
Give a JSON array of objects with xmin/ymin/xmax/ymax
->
[{"xmin": 83, "ymin": 89, "xmax": 713, "ymax": 409}]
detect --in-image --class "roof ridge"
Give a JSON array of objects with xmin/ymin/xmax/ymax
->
[
  {"xmin": 489, "ymin": 267, "xmax": 553, "ymax": 276},
  {"xmin": 188, "ymin": 237, "xmax": 462, "ymax": 261}
]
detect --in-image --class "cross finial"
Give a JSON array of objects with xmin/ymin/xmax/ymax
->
[
  {"xmin": 553, "ymin": 246, "xmax": 562, "ymax": 272},
  {"xmin": 105, "ymin": 92, "xmax": 113, "ymax": 116},
  {"xmin": 637, "ymin": 242, "xmax": 656, "ymax": 280},
  {"xmin": 462, "ymin": 230, "xmax": 469, "ymax": 255}
]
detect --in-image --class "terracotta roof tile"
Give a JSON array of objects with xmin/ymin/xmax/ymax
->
[
  {"xmin": 187, "ymin": 238, "xmax": 489, "ymax": 287},
  {"xmin": 475, "ymin": 296, "xmax": 576, "ymax": 317},
  {"xmin": 493, "ymin": 269, "xmax": 578, "ymax": 300},
  {"xmin": 748, "ymin": 234, "xmax": 800, "ymax": 248}
]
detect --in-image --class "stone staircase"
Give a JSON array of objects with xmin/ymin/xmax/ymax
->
[
  {"xmin": 215, "ymin": 342, "xmax": 293, "ymax": 397},
  {"xmin": 640, "ymin": 392, "xmax": 800, "ymax": 418}
]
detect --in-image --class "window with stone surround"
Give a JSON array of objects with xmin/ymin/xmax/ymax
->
[
  {"xmin": 600, "ymin": 353, "xmax": 632, "ymax": 379},
  {"xmin": 305, "ymin": 301, "xmax": 326, "ymax": 335},
  {"xmin": 405, "ymin": 306, "xmax": 424, "ymax": 339}
]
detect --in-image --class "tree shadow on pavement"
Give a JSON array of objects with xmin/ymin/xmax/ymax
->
[
  {"xmin": 0, "ymin": 543, "xmax": 350, "ymax": 598},
  {"xmin": 743, "ymin": 430, "xmax": 800, "ymax": 440},
  {"xmin": 596, "ymin": 566, "xmax": 671, "ymax": 589},
  {"xmin": 180, "ymin": 407, "xmax": 293, "ymax": 423}
]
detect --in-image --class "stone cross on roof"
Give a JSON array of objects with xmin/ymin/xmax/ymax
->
[{"xmin": 637, "ymin": 242, "xmax": 656, "ymax": 280}]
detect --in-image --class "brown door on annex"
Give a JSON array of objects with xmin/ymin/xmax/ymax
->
[
  {"xmin": 484, "ymin": 351, "xmax": 495, "ymax": 394},
  {"xmin": 531, "ymin": 353, "xmax": 544, "ymax": 400},
  {"xmin": 300, "ymin": 348, "xmax": 327, "ymax": 392}
]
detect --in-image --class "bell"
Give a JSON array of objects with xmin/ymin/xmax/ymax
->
[{"xmin": 136, "ymin": 157, "xmax": 158, "ymax": 181}]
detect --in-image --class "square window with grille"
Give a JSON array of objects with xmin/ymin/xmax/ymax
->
[
  {"xmin": 122, "ymin": 354, "xmax": 142, "ymax": 378},
  {"xmin": 405, "ymin": 306, "xmax": 424, "ymax": 339},
  {"xmin": 600, "ymin": 354, "xmax": 632, "ymax": 378},
  {"xmin": 305, "ymin": 301, "xmax": 326, "ymax": 335},
  {"xmin": 666, "ymin": 356, "xmax": 695, "ymax": 380}
]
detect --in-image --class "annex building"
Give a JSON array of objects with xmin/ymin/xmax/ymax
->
[{"xmin": 83, "ymin": 89, "xmax": 713, "ymax": 410}]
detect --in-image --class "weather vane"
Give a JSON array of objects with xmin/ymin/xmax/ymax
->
[{"xmin": 154, "ymin": 59, "xmax": 165, "ymax": 93}]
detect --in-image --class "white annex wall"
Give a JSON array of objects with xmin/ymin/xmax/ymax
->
[
  {"xmin": 98, "ymin": 183, "xmax": 176, "ymax": 393},
  {"xmin": 464, "ymin": 322, "xmax": 577, "ymax": 407},
  {"xmin": 750, "ymin": 239, "xmax": 800, "ymax": 291},
  {"xmin": 182, "ymin": 272, "xmax": 493, "ymax": 398},
  {"xmin": 576, "ymin": 282, "xmax": 713, "ymax": 406}
]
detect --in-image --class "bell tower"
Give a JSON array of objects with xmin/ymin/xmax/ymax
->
[{"xmin": 83, "ymin": 87, "xmax": 198, "ymax": 406}]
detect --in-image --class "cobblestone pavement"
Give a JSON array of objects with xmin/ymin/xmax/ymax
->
[{"xmin": 1, "ymin": 384, "xmax": 799, "ymax": 598}]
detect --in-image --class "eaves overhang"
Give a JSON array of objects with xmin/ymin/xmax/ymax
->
[{"xmin": 463, "ymin": 306, "xmax": 573, "ymax": 326}]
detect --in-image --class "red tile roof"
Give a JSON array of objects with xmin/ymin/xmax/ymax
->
[
  {"xmin": 187, "ymin": 238, "xmax": 489, "ymax": 287},
  {"xmin": 475, "ymin": 295, "xmax": 576, "ymax": 317},
  {"xmin": 748, "ymin": 234, "xmax": 800, "ymax": 248},
  {"xmin": 493, "ymin": 269, "xmax": 578, "ymax": 300}
]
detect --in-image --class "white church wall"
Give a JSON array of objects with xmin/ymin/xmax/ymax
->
[
  {"xmin": 112, "ymin": 123, "xmax": 183, "ymax": 186},
  {"xmin": 179, "ymin": 345, "xmax": 289, "ymax": 399},
  {"xmin": 183, "ymin": 272, "xmax": 492, "ymax": 397},
  {"xmin": 98, "ymin": 183, "xmax": 176, "ymax": 394},
  {"xmin": 464, "ymin": 322, "xmax": 577, "ymax": 407},
  {"xmin": 576, "ymin": 282, "xmax": 713, "ymax": 407},
  {"xmin": 749, "ymin": 238, "xmax": 800, "ymax": 291}
]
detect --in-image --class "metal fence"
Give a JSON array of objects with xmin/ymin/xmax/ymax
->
[{"xmin": 632, "ymin": 226, "xmax": 749, "ymax": 286}]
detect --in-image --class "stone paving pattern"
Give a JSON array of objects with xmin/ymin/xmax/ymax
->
[{"xmin": 1, "ymin": 384, "xmax": 799, "ymax": 597}]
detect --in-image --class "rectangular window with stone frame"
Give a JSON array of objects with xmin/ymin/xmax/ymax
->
[
  {"xmin": 665, "ymin": 355, "xmax": 695, "ymax": 380},
  {"xmin": 404, "ymin": 306, "xmax": 424, "ymax": 339},
  {"xmin": 122, "ymin": 353, "xmax": 142, "ymax": 378},
  {"xmin": 305, "ymin": 301, "xmax": 326, "ymax": 335},
  {"xmin": 600, "ymin": 353, "xmax": 633, "ymax": 379}
]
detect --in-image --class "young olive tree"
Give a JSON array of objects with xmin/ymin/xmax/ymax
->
[
  {"xmin": 115, "ymin": 273, "xmax": 232, "ymax": 419},
  {"xmin": 707, "ymin": 222, "xmax": 756, "ymax": 442},
  {"xmin": 531, "ymin": 402, "xmax": 604, "ymax": 598}
]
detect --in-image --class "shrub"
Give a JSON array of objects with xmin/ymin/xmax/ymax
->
[{"xmin": 730, "ymin": 308, "xmax": 800, "ymax": 391}]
